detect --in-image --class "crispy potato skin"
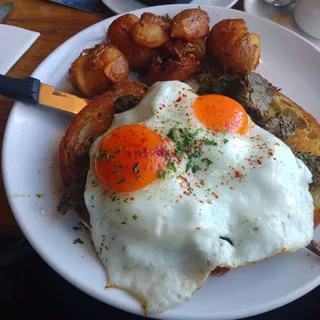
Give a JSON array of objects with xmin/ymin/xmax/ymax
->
[
  {"xmin": 107, "ymin": 14, "xmax": 156, "ymax": 70},
  {"xmin": 191, "ymin": 38, "xmax": 206, "ymax": 62},
  {"xmin": 141, "ymin": 12, "xmax": 172, "ymax": 33},
  {"xmin": 149, "ymin": 39, "xmax": 197, "ymax": 82},
  {"xmin": 207, "ymin": 19, "xmax": 260, "ymax": 74},
  {"xmin": 68, "ymin": 42, "xmax": 129, "ymax": 97},
  {"xmin": 150, "ymin": 57, "xmax": 197, "ymax": 82},
  {"xmin": 170, "ymin": 9, "xmax": 210, "ymax": 41},
  {"xmin": 131, "ymin": 14, "xmax": 170, "ymax": 48}
]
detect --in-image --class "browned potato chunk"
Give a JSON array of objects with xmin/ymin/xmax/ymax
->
[
  {"xmin": 191, "ymin": 38, "xmax": 206, "ymax": 62},
  {"xmin": 170, "ymin": 9, "xmax": 210, "ymax": 41},
  {"xmin": 149, "ymin": 39, "xmax": 197, "ymax": 82},
  {"xmin": 68, "ymin": 42, "xmax": 129, "ymax": 97},
  {"xmin": 131, "ymin": 17, "xmax": 170, "ymax": 48},
  {"xmin": 149, "ymin": 56, "xmax": 197, "ymax": 82},
  {"xmin": 207, "ymin": 18, "xmax": 260, "ymax": 73},
  {"xmin": 106, "ymin": 13, "xmax": 156, "ymax": 70},
  {"xmin": 140, "ymin": 12, "xmax": 172, "ymax": 33},
  {"xmin": 162, "ymin": 39, "xmax": 195, "ymax": 58}
]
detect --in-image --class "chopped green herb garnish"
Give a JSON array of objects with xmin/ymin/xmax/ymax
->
[
  {"xmin": 111, "ymin": 196, "xmax": 117, "ymax": 202},
  {"xmin": 117, "ymin": 178, "xmax": 125, "ymax": 184},
  {"xmin": 95, "ymin": 148, "xmax": 110, "ymax": 161},
  {"xmin": 202, "ymin": 158, "xmax": 213, "ymax": 167},
  {"xmin": 192, "ymin": 165, "xmax": 200, "ymax": 174},
  {"xmin": 116, "ymin": 146, "xmax": 123, "ymax": 154},
  {"xmin": 132, "ymin": 214, "xmax": 138, "ymax": 220},
  {"xmin": 186, "ymin": 160, "xmax": 193, "ymax": 173},
  {"xmin": 36, "ymin": 193, "xmax": 44, "ymax": 198},
  {"xmin": 200, "ymin": 180, "xmax": 205, "ymax": 185},
  {"xmin": 168, "ymin": 162, "xmax": 176, "ymax": 172},
  {"xmin": 157, "ymin": 170, "xmax": 167, "ymax": 179},
  {"xmin": 167, "ymin": 128, "xmax": 178, "ymax": 141},
  {"xmin": 223, "ymin": 138, "xmax": 229, "ymax": 144},
  {"xmin": 133, "ymin": 162, "xmax": 140, "ymax": 173},
  {"xmin": 203, "ymin": 139, "xmax": 217, "ymax": 146},
  {"xmin": 73, "ymin": 238, "xmax": 83, "ymax": 244}
]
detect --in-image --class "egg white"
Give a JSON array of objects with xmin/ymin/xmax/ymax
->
[{"xmin": 84, "ymin": 81, "xmax": 314, "ymax": 314}]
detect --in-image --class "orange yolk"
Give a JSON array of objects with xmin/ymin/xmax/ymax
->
[
  {"xmin": 194, "ymin": 94, "xmax": 248, "ymax": 134},
  {"xmin": 94, "ymin": 124, "xmax": 168, "ymax": 193}
]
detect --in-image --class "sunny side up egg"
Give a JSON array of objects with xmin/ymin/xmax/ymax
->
[{"xmin": 84, "ymin": 81, "xmax": 314, "ymax": 314}]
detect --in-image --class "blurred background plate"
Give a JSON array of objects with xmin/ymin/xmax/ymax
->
[
  {"xmin": 244, "ymin": 0, "xmax": 320, "ymax": 49},
  {"xmin": 102, "ymin": 0, "xmax": 238, "ymax": 14}
]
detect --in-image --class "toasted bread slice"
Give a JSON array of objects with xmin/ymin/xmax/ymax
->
[
  {"xmin": 188, "ymin": 71, "xmax": 320, "ymax": 228},
  {"xmin": 58, "ymin": 81, "xmax": 149, "ymax": 226},
  {"xmin": 270, "ymin": 92, "xmax": 320, "ymax": 227}
]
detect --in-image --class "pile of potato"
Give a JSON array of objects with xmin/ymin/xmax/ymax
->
[{"xmin": 68, "ymin": 9, "xmax": 260, "ymax": 97}]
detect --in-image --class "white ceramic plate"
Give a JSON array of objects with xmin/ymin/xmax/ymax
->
[
  {"xmin": 244, "ymin": 0, "xmax": 320, "ymax": 49},
  {"xmin": 102, "ymin": 0, "xmax": 238, "ymax": 14},
  {"xmin": 2, "ymin": 4, "xmax": 320, "ymax": 320}
]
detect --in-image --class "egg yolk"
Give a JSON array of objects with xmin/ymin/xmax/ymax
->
[
  {"xmin": 194, "ymin": 94, "xmax": 248, "ymax": 134},
  {"xmin": 94, "ymin": 124, "xmax": 168, "ymax": 193}
]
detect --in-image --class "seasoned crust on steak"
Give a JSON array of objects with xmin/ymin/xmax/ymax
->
[{"xmin": 58, "ymin": 81, "xmax": 149, "ymax": 226}]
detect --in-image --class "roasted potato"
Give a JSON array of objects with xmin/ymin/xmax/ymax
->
[
  {"xmin": 106, "ymin": 13, "xmax": 156, "ymax": 70},
  {"xmin": 149, "ymin": 57, "xmax": 197, "ymax": 82},
  {"xmin": 170, "ymin": 9, "xmax": 210, "ymax": 41},
  {"xmin": 131, "ymin": 13, "xmax": 170, "ymax": 48},
  {"xmin": 207, "ymin": 19, "xmax": 260, "ymax": 74},
  {"xmin": 140, "ymin": 12, "xmax": 172, "ymax": 33},
  {"xmin": 191, "ymin": 38, "xmax": 206, "ymax": 62},
  {"xmin": 68, "ymin": 42, "xmax": 129, "ymax": 97},
  {"xmin": 162, "ymin": 39, "xmax": 195, "ymax": 58},
  {"xmin": 149, "ymin": 40, "xmax": 197, "ymax": 82}
]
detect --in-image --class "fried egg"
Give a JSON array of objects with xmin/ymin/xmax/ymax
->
[{"xmin": 84, "ymin": 81, "xmax": 314, "ymax": 314}]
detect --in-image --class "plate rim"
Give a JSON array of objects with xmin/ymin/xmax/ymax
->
[{"xmin": 2, "ymin": 4, "xmax": 320, "ymax": 320}]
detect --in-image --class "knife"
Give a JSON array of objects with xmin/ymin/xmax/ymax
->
[
  {"xmin": 0, "ymin": 74, "xmax": 88, "ymax": 115},
  {"xmin": 0, "ymin": 2, "xmax": 13, "ymax": 23}
]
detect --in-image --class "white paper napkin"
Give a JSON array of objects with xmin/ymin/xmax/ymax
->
[{"xmin": 0, "ymin": 24, "xmax": 40, "ymax": 74}]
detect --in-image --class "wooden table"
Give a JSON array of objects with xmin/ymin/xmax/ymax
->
[
  {"xmin": 0, "ymin": 0, "xmax": 109, "ymax": 234},
  {"xmin": 0, "ymin": 0, "xmax": 243, "ymax": 235}
]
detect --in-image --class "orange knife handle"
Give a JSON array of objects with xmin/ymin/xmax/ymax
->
[{"xmin": 0, "ymin": 74, "xmax": 40, "ymax": 105}]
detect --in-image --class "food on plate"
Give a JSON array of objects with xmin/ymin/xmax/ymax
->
[
  {"xmin": 69, "ymin": 11, "xmax": 261, "ymax": 96},
  {"xmin": 131, "ymin": 13, "xmax": 170, "ymax": 48},
  {"xmin": 139, "ymin": 12, "xmax": 172, "ymax": 33},
  {"xmin": 58, "ymin": 81, "xmax": 148, "ymax": 226},
  {"xmin": 188, "ymin": 70, "xmax": 320, "ymax": 228},
  {"xmin": 60, "ymin": 9, "xmax": 320, "ymax": 314},
  {"xmin": 207, "ymin": 19, "xmax": 260, "ymax": 74},
  {"xmin": 170, "ymin": 8, "xmax": 210, "ymax": 41},
  {"xmin": 82, "ymin": 80, "xmax": 313, "ymax": 314},
  {"xmin": 191, "ymin": 38, "xmax": 206, "ymax": 62},
  {"xmin": 68, "ymin": 42, "xmax": 129, "ymax": 97},
  {"xmin": 149, "ymin": 39, "xmax": 197, "ymax": 81},
  {"xmin": 106, "ymin": 14, "xmax": 156, "ymax": 70},
  {"xmin": 69, "ymin": 12, "xmax": 262, "ymax": 97}
]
